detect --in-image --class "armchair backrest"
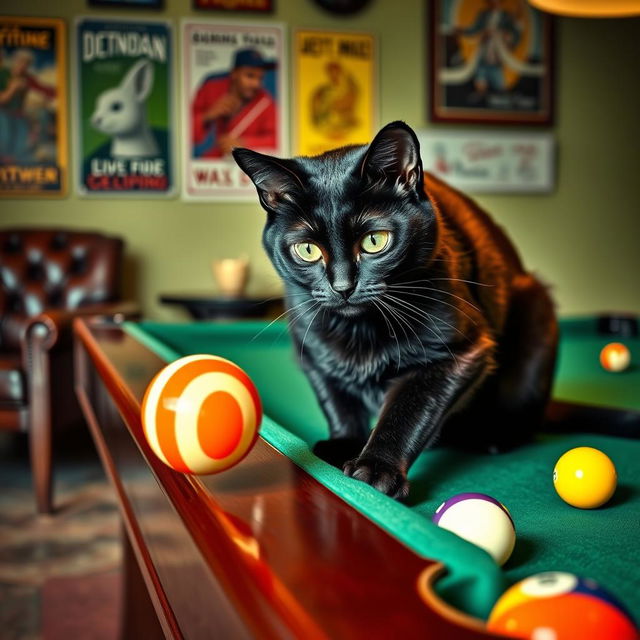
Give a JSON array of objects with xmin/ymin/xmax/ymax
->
[{"xmin": 0, "ymin": 228, "xmax": 124, "ymax": 349}]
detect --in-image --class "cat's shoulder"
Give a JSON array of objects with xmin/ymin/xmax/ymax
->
[{"xmin": 424, "ymin": 171, "xmax": 524, "ymax": 272}]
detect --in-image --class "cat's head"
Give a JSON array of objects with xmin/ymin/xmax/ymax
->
[{"xmin": 233, "ymin": 121, "xmax": 436, "ymax": 317}]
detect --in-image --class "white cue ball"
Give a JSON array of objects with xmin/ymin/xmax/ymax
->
[{"xmin": 433, "ymin": 492, "xmax": 516, "ymax": 566}]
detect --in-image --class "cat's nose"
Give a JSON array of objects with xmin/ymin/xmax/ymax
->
[{"xmin": 332, "ymin": 282, "xmax": 355, "ymax": 301}]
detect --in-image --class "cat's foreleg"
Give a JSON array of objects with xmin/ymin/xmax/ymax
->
[
  {"xmin": 303, "ymin": 365, "xmax": 372, "ymax": 467},
  {"xmin": 343, "ymin": 339, "xmax": 495, "ymax": 499}
]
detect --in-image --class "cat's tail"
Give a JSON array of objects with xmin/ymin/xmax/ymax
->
[{"xmin": 544, "ymin": 401, "xmax": 640, "ymax": 439}]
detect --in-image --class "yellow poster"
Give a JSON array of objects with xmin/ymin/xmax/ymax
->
[{"xmin": 294, "ymin": 30, "xmax": 376, "ymax": 156}]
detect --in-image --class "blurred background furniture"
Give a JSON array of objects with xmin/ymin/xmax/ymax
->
[
  {"xmin": 0, "ymin": 228, "xmax": 137, "ymax": 514},
  {"xmin": 159, "ymin": 292, "xmax": 284, "ymax": 321}
]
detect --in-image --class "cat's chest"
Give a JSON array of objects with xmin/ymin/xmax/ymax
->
[
  {"xmin": 310, "ymin": 329, "xmax": 424, "ymax": 388},
  {"xmin": 317, "ymin": 344, "xmax": 388, "ymax": 383}
]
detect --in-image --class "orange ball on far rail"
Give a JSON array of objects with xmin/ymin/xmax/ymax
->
[
  {"xmin": 600, "ymin": 342, "xmax": 631, "ymax": 372},
  {"xmin": 142, "ymin": 354, "xmax": 262, "ymax": 475}
]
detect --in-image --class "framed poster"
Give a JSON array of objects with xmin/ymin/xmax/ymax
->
[
  {"xmin": 0, "ymin": 16, "xmax": 68, "ymax": 197},
  {"xmin": 293, "ymin": 29, "xmax": 376, "ymax": 156},
  {"xmin": 181, "ymin": 19, "xmax": 286, "ymax": 201},
  {"xmin": 193, "ymin": 0, "xmax": 274, "ymax": 11},
  {"xmin": 430, "ymin": 0, "xmax": 554, "ymax": 125},
  {"xmin": 75, "ymin": 17, "xmax": 174, "ymax": 197},
  {"xmin": 88, "ymin": 0, "xmax": 164, "ymax": 8},
  {"xmin": 418, "ymin": 129, "xmax": 555, "ymax": 193}
]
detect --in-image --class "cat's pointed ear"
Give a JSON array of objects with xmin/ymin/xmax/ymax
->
[
  {"xmin": 233, "ymin": 148, "xmax": 303, "ymax": 213},
  {"xmin": 360, "ymin": 121, "xmax": 424, "ymax": 195}
]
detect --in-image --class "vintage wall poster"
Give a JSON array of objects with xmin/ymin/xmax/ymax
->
[
  {"xmin": 430, "ymin": 0, "xmax": 554, "ymax": 124},
  {"xmin": 76, "ymin": 17, "xmax": 174, "ymax": 196},
  {"xmin": 418, "ymin": 129, "xmax": 555, "ymax": 193},
  {"xmin": 89, "ymin": 0, "xmax": 164, "ymax": 8},
  {"xmin": 192, "ymin": 0, "xmax": 274, "ymax": 11},
  {"xmin": 0, "ymin": 16, "xmax": 67, "ymax": 197},
  {"xmin": 294, "ymin": 29, "xmax": 376, "ymax": 156},
  {"xmin": 181, "ymin": 19, "xmax": 286, "ymax": 201}
]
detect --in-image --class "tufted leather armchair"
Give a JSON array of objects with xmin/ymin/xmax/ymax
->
[{"xmin": 0, "ymin": 228, "xmax": 138, "ymax": 514}]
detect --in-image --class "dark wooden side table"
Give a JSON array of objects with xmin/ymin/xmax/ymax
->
[{"xmin": 159, "ymin": 292, "xmax": 284, "ymax": 321}]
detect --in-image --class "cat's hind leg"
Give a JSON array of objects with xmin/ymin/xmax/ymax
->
[{"xmin": 442, "ymin": 273, "xmax": 558, "ymax": 452}]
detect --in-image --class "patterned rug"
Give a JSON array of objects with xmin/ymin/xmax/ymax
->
[{"xmin": 0, "ymin": 429, "xmax": 121, "ymax": 640}]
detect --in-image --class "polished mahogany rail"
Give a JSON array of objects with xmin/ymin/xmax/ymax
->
[{"xmin": 74, "ymin": 317, "xmax": 503, "ymax": 640}]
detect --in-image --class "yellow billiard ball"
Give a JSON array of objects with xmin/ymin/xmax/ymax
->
[
  {"xmin": 553, "ymin": 447, "xmax": 617, "ymax": 509},
  {"xmin": 600, "ymin": 342, "xmax": 631, "ymax": 372}
]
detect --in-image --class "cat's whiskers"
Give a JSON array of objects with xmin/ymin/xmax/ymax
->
[
  {"xmin": 371, "ymin": 299, "xmax": 402, "ymax": 371},
  {"xmin": 299, "ymin": 303, "xmax": 324, "ymax": 363},
  {"xmin": 258, "ymin": 291, "xmax": 308, "ymax": 306},
  {"xmin": 273, "ymin": 300, "xmax": 320, "ymax": 343},
  {"xmin": 383, "ymin": 294, "xmax": 450, "ymax": 343},
  {"xmin": 377, "ymin": 298, "xmax": 427, "ymax": 361},
  {"xmin": 387, "ymin": 282, "xmax": 482, "ymax": 315},
  {"xmin": 288, "ymin": 299, "xmax": 322, "ymax": 329},
  {"xmin": 384, "ymin": 293, "xmax": 469, "ymax": 342},
  {"xmin": 430, "ymin": 277, "xmax": 494, "ymax": 287},
  {"xmin": 386, "ymin": 286, "xmax": 479, "ymax": 327},
  {"xmin": 376, "ymin": 299, "xmax": 411, "ymax": 350},
  {"xmin": 250, "ymin": 297, "xmax": 317, "ymax": 342},
  {"xmin": 381, "ymin": 294, "xmax": 459, "ymax": 366},
  {"xmin": 392, "ymin": 277, "xmax": 491, "ymax": 292}
]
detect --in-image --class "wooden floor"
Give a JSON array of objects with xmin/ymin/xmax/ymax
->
[{"xmin": 0, "ymin": 428, "xmax": 121, "ymax": 640}]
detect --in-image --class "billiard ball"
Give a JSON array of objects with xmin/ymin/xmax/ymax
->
[
  {"xmin": 600, "ymin": 342, "xmax": 631, "ymax": 372},
  {"xmin": 553, "ymin": 447, "xmax": 617, "ymax": 509},
  {"xmin": 432, "ymin": 493, "xmax": 516, "ymax": 566},
  {"xmin": 487, "ymin": 572, "xmax": 638, "ymax": 639},
  {"xmin": 142, "ymin": 354, "xmax": 262, "ymax": 474}
]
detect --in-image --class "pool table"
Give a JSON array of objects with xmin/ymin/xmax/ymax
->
[{"xmin": 73, "ymin": 315, "xmax": 640, "ymax": 640}]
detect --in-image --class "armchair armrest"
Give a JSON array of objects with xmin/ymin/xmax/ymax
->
[{"xmin": 17, "ymin": 304, "xmax": 140, "ymax": 515}]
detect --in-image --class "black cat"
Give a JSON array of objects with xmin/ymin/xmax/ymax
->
[{"xmin": 233, "ymin": 121, "xmax": 557, "ymax": 500}]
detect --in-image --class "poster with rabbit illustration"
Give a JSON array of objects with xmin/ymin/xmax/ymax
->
[
  {"xmin": 0, "ymin": 16, "xmax": 68, "ymax": 197},
  {"xmin": 76, "ymin": 17, "xmax": 174, "ymax": 196},
  {"xmin": 181, "ymin": 19, "xmax": 286, "ymax": 201}
]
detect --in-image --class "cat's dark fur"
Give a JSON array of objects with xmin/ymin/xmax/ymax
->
[{"xmin": 233, "ymin": 121, "xmax": 558, "ymax": 499}]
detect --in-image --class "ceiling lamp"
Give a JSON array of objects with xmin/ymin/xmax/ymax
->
[{"xmin": 529, "ymin": 0, "xmax": 640, "ymax": 17}]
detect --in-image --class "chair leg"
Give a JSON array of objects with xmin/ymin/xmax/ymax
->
[
  {"xmin": 29, "ymin": 412, "xmax": 53, "ymax": 514},
  {"xmin": 27, "ymin": 336, "xmax": 54, "ymax": 515}
]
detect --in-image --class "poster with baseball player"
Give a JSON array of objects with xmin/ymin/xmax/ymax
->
[
  {"xmin": 182, "ymin": 19, "xmax": 286, "ymax": 201},
  {"xmin": 294, "ymin": 30, "xmax": 376, "ymax": 156},
  {"xmin": 0, "ymin": 16, "xmax": 68, "ymax": 197},
  {"xmin": 76, "ymin": 17, "xmax": 174, "ymax": 196}
]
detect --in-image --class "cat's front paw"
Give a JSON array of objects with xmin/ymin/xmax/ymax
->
[
  {"xmin": 343, "ymin": 456, "xmax": 409, "ymax": 501},
  {"xmin": 313, "ymin": 437, "xmax": 367, "ymax": 468}
]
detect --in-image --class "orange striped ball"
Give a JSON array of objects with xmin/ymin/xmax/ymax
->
[
  {"xmin": 141, "ymin": 355, "xmax": 262, "ymax": 474},
  {"xmin": 600, "ymin": 342, "xmax": 631, "ymax": 372}
]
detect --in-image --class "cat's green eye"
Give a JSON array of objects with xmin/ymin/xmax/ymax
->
[
  {"xmin": 294, "ymin": 242, "xmax": 322, "ymax": 262},
  {"xmin": 360, "ymin": 231, "xmax": 390, "ymax": 254}
]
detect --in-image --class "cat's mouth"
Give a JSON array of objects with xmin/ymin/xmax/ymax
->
[
  {"xmin": 320, "ymin": 296, "xmax": 378, "ymax": 317},
  {"xmin": 312, "ymin": 287, "xmax": 386, "ymax": 317},
  {"xmin": 332, "ymin": 303, "xmax": 365, "ymax": 317}
]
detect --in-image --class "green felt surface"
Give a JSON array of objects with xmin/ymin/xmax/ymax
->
[{"xmin": 124, "ymin": 318, "xmax": 640, "ymax": 621}]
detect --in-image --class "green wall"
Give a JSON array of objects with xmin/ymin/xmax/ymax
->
[{"xmin": 1, "ymin": 0, "xmax": 639, "ymax": 319}]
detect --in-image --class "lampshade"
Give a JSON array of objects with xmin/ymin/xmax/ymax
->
[{"xmin": 529, "ymin": 0, "xmax": 640, "ymax": 17}]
